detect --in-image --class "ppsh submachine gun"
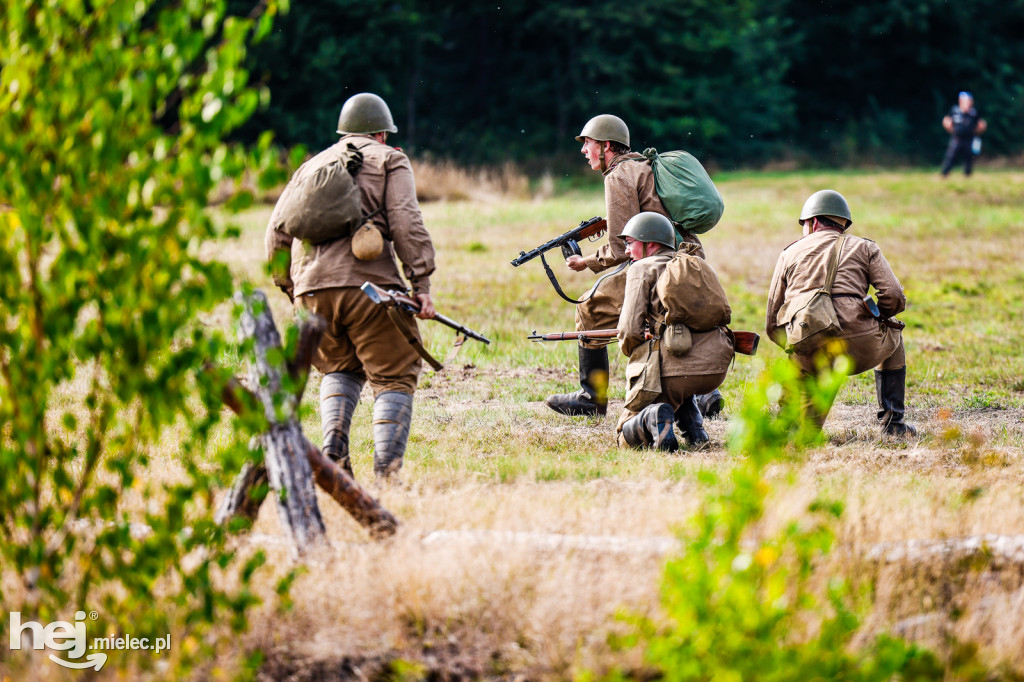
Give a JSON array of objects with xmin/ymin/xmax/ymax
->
[
  {"xmin": 510, "ymin": 216, "xmax": 627, "ymax": 305},
  {"xmin": 360, "ymin": 282, "xmax": 490, "ymax": 370}
]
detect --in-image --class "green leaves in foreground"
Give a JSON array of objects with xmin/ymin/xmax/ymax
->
[
  {"xmin": 0, "ymin": 0, "xmax": 286, "ymax": 676},
  {"xmin": 596, "ymin": 359, "xmax": 955, "ymax": 681}
]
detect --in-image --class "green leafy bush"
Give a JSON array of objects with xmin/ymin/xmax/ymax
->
[
  {"xmin": 597, "ymin": 359, "xmax": 956, "ymax": 681},
  {"xmin": 1, "ymin": 0, "xmax": 286, "ymax": 675}
]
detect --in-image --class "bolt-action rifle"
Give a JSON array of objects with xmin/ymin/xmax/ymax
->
[
  {"xmin": 360, "ymin": 282, "xmax": 490, "ymax": 371},
  {"xmin": 510, "ymin": 216, "xmax": 626, "ymax": 305},
  {"xmin": 528, "ymin": 328, "xmax": 760, "ymax": 356},
  {"xmin": 861, "ymin": 295, "xmax": 905, "ymax": 330}
]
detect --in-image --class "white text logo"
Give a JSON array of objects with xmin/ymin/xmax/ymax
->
[{"xmin": 9, "ymin": 611, "xmax": 172, "ymax": 671}]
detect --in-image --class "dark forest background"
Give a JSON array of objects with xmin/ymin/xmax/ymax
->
[{"xmin": 228, "ymin": 0, "xmax": 1024, "ymax": 170}]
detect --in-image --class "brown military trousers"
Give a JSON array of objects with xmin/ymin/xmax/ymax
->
[
  {"xmin": 615, "ymin": 372, "xmax": 728, "ymax": 444},
  {"xmin": 298, "ymin": 287, "xmax": 423, "ymax": 395},
  {"xmin": 793, "ymin": 326, "xmax": 905, "ymax": 376},
  {"xmin": 575, "ymin": 267, "xmax": 627, "ymax": 349}
]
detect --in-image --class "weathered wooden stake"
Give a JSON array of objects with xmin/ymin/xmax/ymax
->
[
  {"xmin": 215, "ymin": 290, "xmax": 399, "ymax": 548},
  {"xmin": 230, "ymin": 290, "xmax": 326, "ymax": 555}
]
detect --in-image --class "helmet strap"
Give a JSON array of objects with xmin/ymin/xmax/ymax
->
[{"xmin": 599, "ymin": 141, "xmax": 609, "ymax": 173}]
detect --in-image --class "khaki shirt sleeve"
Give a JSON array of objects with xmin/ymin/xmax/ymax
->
[
  {"xmin": 585, "ymin": 172, "xmax": 633, "ymax": 273},
  {"xmin": 867, "ymin": 244, "xmax": 906, "ymax": 317},
  {"xmin": 765, "ymin": 251, "xmax": 788, "ymax": 347},
  {"xmin": 385, "ymin": 153, "xmax": 435, "ymax": 295},
  {"xmin": 617, "ymin": 265, "xmax": 649, "ymax": 357},
  {"xmin": 265, "ymin": 221, "xmax": 294, "ymax": 289}
]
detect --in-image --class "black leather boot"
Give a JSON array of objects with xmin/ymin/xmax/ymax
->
[
  {"xmin": 875, "ymin": 368, "xmax": 917, "ymax": 437},
  {"xmin": 675, "ymin": 395, "xmax": 709, "ymax": 446},
  {"xmin": 621, "ymin": 403, "xmax": 679, "ymax": 452},
  {"xmin": 544, "ymin": 345, "xmax": 609, "ymax": 416},
  {"xmin": 695, "ymin": 389, "xmax": 725, "ymax": 419}
]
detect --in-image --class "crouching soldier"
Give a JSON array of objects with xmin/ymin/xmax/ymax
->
[
  {"xmin": 545, "ymin": 114, "xmax": 724, "ymax": 419},
  {"xmin": 765, "ymin": 189, "xmax": 916, "ymax": 436},
  {"xmin": 266, "ymin": 92, "xmax": 437, "ymax": 482},
  {"xmin": 615, "ymin": 213, "xmax": 734, "ymax": 451}
]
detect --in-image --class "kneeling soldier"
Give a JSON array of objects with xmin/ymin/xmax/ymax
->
[
  {"xmin": 765, "ymin": 189, "xmax": 917, "ymax": 436},
  {"xmin": 545, "ymin": 114, "xmax": 724, "ymax": 419},
  {"xmin": 615, "ymin": 213, "xmax": 734, "ymax": 451}
]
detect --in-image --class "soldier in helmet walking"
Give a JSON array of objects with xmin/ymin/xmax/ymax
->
[
  {"xmin": 615, "ymin": 213, "xmax": 734, "ymax": 451},
  {"xmin": 765, "ymin": 190, "xmax": 917, "ymax": 436},
  {"xmin": 266, "ymin": 92, "xmax": 437, "ymax": 482},
  {"xmin": 544, "ymin": 114, "xmax": 724, "ymax": 421}
]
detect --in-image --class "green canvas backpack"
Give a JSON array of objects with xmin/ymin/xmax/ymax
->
[{"xmin": 641, "ymin": 148, "xmax": 724, "ymax": 238}]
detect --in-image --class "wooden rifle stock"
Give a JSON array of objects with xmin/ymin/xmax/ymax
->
[{"xmin": 730, "ymin": 330, "xmax": 759, "ymax": 356}]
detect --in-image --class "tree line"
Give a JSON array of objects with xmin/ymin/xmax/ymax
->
[{"xmin": 229, "ymin": 0, "xmax": 1024, "ymax": 169}]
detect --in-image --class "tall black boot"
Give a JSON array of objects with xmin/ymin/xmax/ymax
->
[
  {"xmin": 695, "ymin": 389, "xmax": 725, "ymax": 419},
  {"xmin": 544, "ymin": 345, "xmax": 609, "ymax": 416},
  {"xmin": 621, "ymin": 403, "xmax": 679, "ymax": 452},
  {"xmin": 875, "ymin": 368, "xmax": 917, "ymax": 437},
  {"xmin": 674, "ymin": 395, "xmax": 709, "ymax": 446},
  {"xmin": 373, "ymin": 391, "xmax": 414, "ymax": 482},
  {"xmin": 321, "ymin": 372, "xmax": 363, "ymax": 477}
]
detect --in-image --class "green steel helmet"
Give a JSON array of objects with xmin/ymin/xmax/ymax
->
[
  {"xmin": 619, "ymin": 212, "xmax": 676, "ymax": 250},
  {"xmin": 799, "ymin": 189, "xmax": 852, "ymax": 228},
  {"xmin": 336, "ymin": 93, "xmax": 398, "ymax": 135},
  {"xmin": 575, "ymin": 114, "xmax": 630, "ymax": 147}
]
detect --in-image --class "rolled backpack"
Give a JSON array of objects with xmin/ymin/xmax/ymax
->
[{"xmin": 640, "ymin": 148, "xmax": 724, "ymax": 242}]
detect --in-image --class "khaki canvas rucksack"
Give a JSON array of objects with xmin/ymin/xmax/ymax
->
[
  {"xmin": 776, "ymin": 235, "xmax": 847, "ymax": 353},
  {"xmin": 655, "ymin": 247, "xmax": 732, "ymax": 334},
  {"xmin": 268, "ymin": 140, "xmax": 367, "ymax": 245}
]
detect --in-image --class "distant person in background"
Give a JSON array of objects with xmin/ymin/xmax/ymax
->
[
  {"xmin": 765, "ymin": 190, "xmax": 917, "ymax": 437},
  {"xmin": 940, "ymin": 91, "xmax": 987, "ymax": 177}
]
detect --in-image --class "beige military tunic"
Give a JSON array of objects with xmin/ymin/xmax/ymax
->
[
  {"xmin": 615, "ymin": 251, "xmax": 733, "ymax": 437},
  {"xmin": 765, "ymin": 228, "xmax": 906, "ymax": 375},
  {"xmin": 265, "ymin": 136, "xmax": 436, "ymax": 394},
  {"xmin": 575, "ymin": 153, "xmax": 706, "ymax": 348}
]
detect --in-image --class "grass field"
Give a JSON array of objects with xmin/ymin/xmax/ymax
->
[
  {"xmin": 21, "ymin": 168, "xmax": 1020, "ymax": 680},
  {"xmin": 195, "ymin": 168, "xmax": 1024, "ymax": 679}
]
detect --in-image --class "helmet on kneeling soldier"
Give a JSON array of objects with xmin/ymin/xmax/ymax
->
[
  {"xmin": 620, "ymin": 211, "xmax": 676, "ymax": 250},
  {"xmin": 799, "ymin": 189, "xmax": 852, "ymax": 229}
]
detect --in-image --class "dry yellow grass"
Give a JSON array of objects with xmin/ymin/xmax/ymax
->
[
  {"xmin": 198, "ymin": 170, "xmax": 1024, "ymax": 679},
  {"xmin": 410, "ymin": 159, "xmax": 531, "ymax": 204},
  {"xmin": 5, "ymin": 169, "xmax": 1024, "ymax": 680}
]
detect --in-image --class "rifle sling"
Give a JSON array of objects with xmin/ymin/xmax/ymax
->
[
  {"xmin": 539, "ymin": 253, "xmax": 628, "ymax": 305},
  {"xmin": 384, "ymin": 304, "xmax": 444, "ymax": 371}
]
